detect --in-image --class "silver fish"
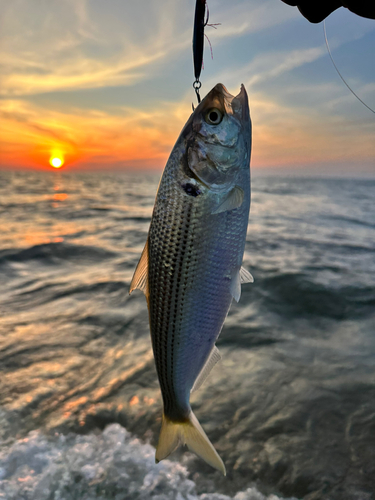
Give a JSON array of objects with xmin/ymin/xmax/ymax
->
[{"xmin": 130, "ymin": 83, "xmax": 252, "ymax": 474}]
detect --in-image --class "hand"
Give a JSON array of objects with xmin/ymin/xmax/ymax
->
[{"xmin": 280, "ymin": 0, "xmax": 375, "ymax": 23}]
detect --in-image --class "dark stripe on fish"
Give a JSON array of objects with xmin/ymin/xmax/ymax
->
[{"xmin": 149, "ymin": 199, "xmax": 193, "ymax": 421}]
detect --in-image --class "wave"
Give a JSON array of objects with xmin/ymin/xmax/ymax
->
[
  {"xmin": 247, "ymin": 236, "xmax": 375, "ymax": 256},
  {"xmin": 1, "ymin": 280, "xmax": 129, "ymax": 315},
  {"xmin": 240, "ymin": 271, "xmax": 375, "ymax": 321},
  {"xmin": 0, "ymin": 242, "xmax": 117, "ymax": 266},
  {"xmin": 0, "ymin": 423, "xmax": 296, "ymax": 500},
  {"xmin": 321, "ymin": 213, "xmax": 375, "ymax": 230}
]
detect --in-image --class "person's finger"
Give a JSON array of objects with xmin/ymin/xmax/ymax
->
[{"xmin": 280, "ymin": 0, "xmax": 375, "ymax": 23}]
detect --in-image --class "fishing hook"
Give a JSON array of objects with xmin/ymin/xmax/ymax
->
[{"xmin": 193, "ymin": 79, "xmax": 202, "ymax": 104}]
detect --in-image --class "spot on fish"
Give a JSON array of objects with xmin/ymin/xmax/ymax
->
[{"xmin": 182, "ymin": 182, "xmax": 201, "ymax": 197}]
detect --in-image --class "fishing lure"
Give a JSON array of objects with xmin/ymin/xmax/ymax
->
[
  {"xmin": 192, "ymin": 0, "xmax": 206, "ymax": 89},
  {"xmin": 192, "ymin": 0, "xmax": 219, "ymax": 103}
]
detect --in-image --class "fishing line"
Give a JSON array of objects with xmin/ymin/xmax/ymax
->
[{"xmin": 323, "ymin": 20, "xmax": 375, "ymax": 114}]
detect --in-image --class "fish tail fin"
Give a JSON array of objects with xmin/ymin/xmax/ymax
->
[{"xmin": 155, "ymin": 412, "xmax": 226, "ymax": 475}]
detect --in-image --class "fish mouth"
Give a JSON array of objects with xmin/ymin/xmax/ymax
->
[
  {"xmin": 201, "ymin": 83, "xmax": 250, "ymax": 127},
  {"xmin": 236, "ymin": 84, "xmax": 250, "ymax": 125}
]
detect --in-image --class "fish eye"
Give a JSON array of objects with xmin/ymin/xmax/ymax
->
[{"xmin": 205, "ymin": 108, "xmax": 223, "ymax": 125}]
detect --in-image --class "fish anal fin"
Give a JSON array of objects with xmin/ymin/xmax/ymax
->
[
  {"xmin": 191, "ymin": 346, "xmax": 221, "ymax": 393},
  {"xmin": 212, "ymin": 186, "xmax": 244, "ymax": 214},
  {"xmin": 129, "ymin": 239, "xmax": 149, "ymax": 297},
  {"xmin": 155, "ymin": 412, "xmax": 226, "ymax": 475}
]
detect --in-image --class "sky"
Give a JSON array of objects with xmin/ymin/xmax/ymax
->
[{"xmin": 0, "ymin": 0, "xmax": 374, "ymax": 176}]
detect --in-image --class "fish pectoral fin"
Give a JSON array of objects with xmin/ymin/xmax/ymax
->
[
  {"xmin": 240, "ymin": 266, "xmax": 254, "ymax": 284},
  {"xmin": 212, "ymin": 185, "xmax": 244, "ymax": 214},
  {"xmin": 230, "ymin": 268, "xmax": 242, "ymax": 302},
  {"xmin": 129, "ymin": 239, "xmax": 149, "ymax": 296},
  {"xmin": 155, "ymin": 412, "xmax": 226, "ymax": 475},
  {"xmin": 191, "ymin": 345, "xmax": 221, "ymax": 393},
  {"xmin": 230, "ymin": 266, "xmax": 254, "ymax": 302}
]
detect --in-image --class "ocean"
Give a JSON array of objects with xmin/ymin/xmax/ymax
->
[{"xmin": 0, "ymin": 170, "xmax": 374, "ymax": 500}]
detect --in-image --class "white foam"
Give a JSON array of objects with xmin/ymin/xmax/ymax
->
[{"xmin": 0, "ymin": 424, "xmax": 296, "ymax": 500}]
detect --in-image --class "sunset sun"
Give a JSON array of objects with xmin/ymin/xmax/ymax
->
[{"xmin": 49, "ymin": 156, "xmax": 64, "ymax": 169}]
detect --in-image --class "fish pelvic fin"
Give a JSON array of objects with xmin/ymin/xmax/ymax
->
[
  {"xmin": 155, "ymin": 412, "xmax": 226, "ymax": 475},
  {"xmin": 129, "ymin": 238, "xmax": 149, "ymax": 298}
]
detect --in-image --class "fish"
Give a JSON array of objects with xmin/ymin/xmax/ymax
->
[{"xmin": 129, "ymin": 83, "xmax": 252, "ymax": 475}]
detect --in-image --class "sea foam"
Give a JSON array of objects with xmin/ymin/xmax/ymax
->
[{"xmin": 0, "ymin": 423, "xmax": 296, "ymax": 500}]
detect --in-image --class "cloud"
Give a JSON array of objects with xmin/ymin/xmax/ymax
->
[
  {"xmin": 0, "ymin": 0, "xmax": 300, "ymax": 97},
  {"xmin": 0, "ymin": 0, "xmax": 373, "ymax": 174},
  {"xmin": 207, "ymin": 45, "xmax": 327, "ymax": 96},
  {"xmin": 208, "ymin": 0, "xmax": 299, "ymax": 40},
  {"xmin": 0, "ymin": 97, "xmax": 190, "ymax": 169},
  {"xmin": 249, "ymin": 91, "xmax": 375, "ymax": 169},
  {"xmin": 1, "ymin": 87, "xmax": 373, "ymax": 174},
  {"xmin": 0, "ymin": 0, "xmax": 192, "ymax": 96},
  {"xmin": 247, "ymin": 47, "xmax": 326, "ymax": 86}
]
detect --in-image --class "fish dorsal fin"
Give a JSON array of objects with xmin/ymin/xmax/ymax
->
[
  {"xmin": 191, "ymin": 345, "xmax": 221, "ymax": 393},
  {"xmin": 240, "ymin": 266, "xmax": 254, "ymax": 284},
  {"xmin": 129, "ymin": 239, "xmax": 149, "ymax": 296},
  {"xmin": 230, "ymin": 266, "xmax": 254, "ymax": 302},
  {"xmin": 212, "ymin": 186, "xmax": 244, "ymax": 214}
]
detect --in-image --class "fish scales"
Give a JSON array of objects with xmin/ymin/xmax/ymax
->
[
  {"xmin": 149, "ymin": 179, "xmax": 248, "ymax": 418},
  {"xmin": 130, "ymin": 83, "xmax": 252, "ymax": 474}
]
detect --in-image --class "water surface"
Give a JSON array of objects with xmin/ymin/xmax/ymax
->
[{"xmin": 0, "ymin": 171, "xmax": 374, "ymax": 500}]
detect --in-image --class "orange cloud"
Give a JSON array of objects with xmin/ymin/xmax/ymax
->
[
  {"xmin": 249, "ymin": 93, "xmax": 375, "ymax": 169},
  {"xmin": 1, "ymin": 90, "xmax": 374, "ymax": 173},
  {"xmin": 0, "ymin": 98, "xmax": 187, "ymax": 170}
]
